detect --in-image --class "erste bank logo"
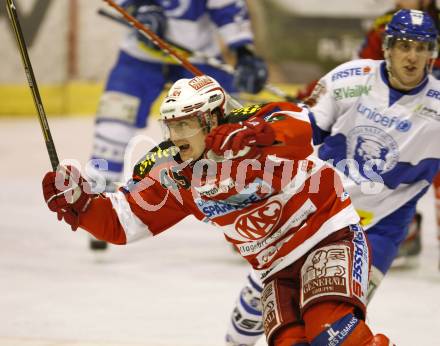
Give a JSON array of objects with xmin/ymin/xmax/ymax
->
[{"xmin": 331, "ymin": 66, "xmax": 371, "ymax": 81}]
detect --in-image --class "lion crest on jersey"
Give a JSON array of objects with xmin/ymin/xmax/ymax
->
[
  {"xmin": 346, "ymin": 126, "xmax": 399, "ymax": 181},
  {"xmin": 354, "ymin": 136, "xmax": 389, "ymax": 167}
]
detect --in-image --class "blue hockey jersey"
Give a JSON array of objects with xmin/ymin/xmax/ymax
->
[{"xmin": 116, "ymin": 0, "xmax": 254, "ymax": 63}]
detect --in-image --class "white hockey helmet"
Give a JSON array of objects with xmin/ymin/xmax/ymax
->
[
  {"xmin": 159, "ymin": 75, "xmax": 227, "ymax": 140},
  {"xmin": 161, "ymin": 75, "xmax": 226, "ymax": 116}
]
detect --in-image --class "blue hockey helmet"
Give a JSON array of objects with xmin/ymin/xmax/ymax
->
[{"xmin": 384, "ymin": 9, "xmax": 438, "ymax": 46}]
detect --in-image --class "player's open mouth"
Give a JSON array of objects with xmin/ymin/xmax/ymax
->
[
  {"xmin": 179, "ymin": 144, "xmax": 190, "ymax": 151},
  {"xmin": 404, "ymin": 66, "xmax": 416, "ymax": 73}
]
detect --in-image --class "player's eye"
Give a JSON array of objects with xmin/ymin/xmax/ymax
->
[
  {"xmin": 416, "ymin": 43, "xmax": 429, "ymax": 53},
  {"xmin": 398, "ymin": 42, "xmax": 411, "ymax": 51}
]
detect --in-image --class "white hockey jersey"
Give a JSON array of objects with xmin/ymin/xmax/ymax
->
[
  {"xmin": 310, "ymin": 59, "xmax": 440, "ymax": 229},
  {"xmin": 116, "ymin": 0, "xmax": 254, "ymax": 63}
]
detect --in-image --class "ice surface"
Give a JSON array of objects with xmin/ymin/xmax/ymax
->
[{"xmin": 0, "ymin": 117, "xmax": 438, "ymax": 346}]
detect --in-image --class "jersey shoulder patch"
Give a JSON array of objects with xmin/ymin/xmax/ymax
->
[
  {"xmin": 224, "ymin": 104, "xmax": 264, "ymax": 123},
  {"xmin": 329, "ymin": 60, "xmax": 376, "ymax": 83},
  {"xmin": 133, "ymin": 140, "xmax": 181, "ymax": 179}
]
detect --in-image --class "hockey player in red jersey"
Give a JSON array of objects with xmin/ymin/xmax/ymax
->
[{"xmin": 42, "ymin": 75, "xmax": 391, "ymax": 345}]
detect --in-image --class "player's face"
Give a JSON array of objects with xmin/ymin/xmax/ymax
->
[
  {"xmin": 388, "ymin": 39, "xmax": 432, "ymax": 90},
  {"xmin": 396, "ymin": 0, "xmax": 432, "ymax": 10},
  {"xmin": 166, "ymin": 116, "xmax": 208, "ymax": 161}
]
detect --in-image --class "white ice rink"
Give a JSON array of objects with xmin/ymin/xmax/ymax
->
[{"xmin": 1, "ymin": 117, "xmax": 439, "ymax": 346}]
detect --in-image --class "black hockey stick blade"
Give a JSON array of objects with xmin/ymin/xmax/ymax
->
[{"xmin": 97, "ymin": 8, "xmax": 129, "ymax": 27}]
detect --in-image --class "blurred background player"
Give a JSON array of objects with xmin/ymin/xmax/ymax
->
[
  {"xmin": 225, "ymin": 9, "xmax": 440, "ymax": 346},
  {"xmin": 357, "ymin": 0, "xmax": 440, "ymax": 266},
  {"xmin": 89, "ymin": 0, "xmax": 268, "ymax": 250}
]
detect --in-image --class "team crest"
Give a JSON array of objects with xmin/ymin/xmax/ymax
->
[
  {"xmin": 346, "ymin": 126, "xmax": 399, "ymax": 182},
  {"xmin": 235, "ymin": 201, "xmax": 282, "ymax": 240}
]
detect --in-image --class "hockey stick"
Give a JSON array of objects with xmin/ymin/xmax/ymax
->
[
  {"xmin": 103, "ymin": 0, "xmax": 202, "ymax": 76},
  {"xmin": 98, "ymin": 7, "xmax": 131, "ymax": 28},
  {"xmin": 5, "ymin": 0, "xmax": 59, "ymax": 170},
  {"xmin": 97, "ymin": 7, "xmax": 235, "ymax": 71},
  {"xmin": 98, "ymin": 6, "xmax": 298, "ymax": 102},
  {"xmin": 102, "ymin": 0, "xmax": 244, "ymax": 108},
  {"xmin": 97, "ymin": 8, "xmax": 194, "ymax": 56},
  {"xmin": 98, "ymin": 7, "xmax": 234, "ymax": 73},
  {"xmin": 102, "ymin": 1, "xmax": 298, "ymax": 105}
]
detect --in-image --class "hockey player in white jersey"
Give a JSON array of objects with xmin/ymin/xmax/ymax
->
[
  {"xmin": 226, "ymin": 9, "xmax": 440, "ymax": 346},
  {"xmin": 89, "ymin": 0, "xmax": 268, "ymax": 250}
]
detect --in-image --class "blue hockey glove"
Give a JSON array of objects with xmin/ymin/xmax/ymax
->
[
  {"xmin": 233, "ymin": 46, "xmax": 268, "ymax": 94},
  {"xmin": 135, "ymin": 5, "xmax": 167, "ymax": 48},
  {"xmin": 121, "ymin": 1, "xmax": 167, "ymax": 49}
]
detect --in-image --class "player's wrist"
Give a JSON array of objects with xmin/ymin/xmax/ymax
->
[{"xmin": 233, "ymin": 44, "xmax": 257, "ymax": 61}]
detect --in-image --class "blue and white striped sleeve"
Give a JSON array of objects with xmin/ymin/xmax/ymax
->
[{"xmin": 207, "ymin": 0, "xmax": 254, "ymax": 49}]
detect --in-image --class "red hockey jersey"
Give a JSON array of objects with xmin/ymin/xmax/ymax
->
[{"xmin": 79, "ymin": 102, "xmax": 359, "ymax": 280}]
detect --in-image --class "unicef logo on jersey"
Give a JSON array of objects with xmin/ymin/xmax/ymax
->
[
  {"xmin": 347, "ymin": 126, "xmax": 399, "ymax": 177},
  {"xmin": 356, "ymin": 104, "xmax": 412, "ymax": 132},
  {"xmin": 395, "ymin": 119, "xmax": 412, "ymax": 132}
]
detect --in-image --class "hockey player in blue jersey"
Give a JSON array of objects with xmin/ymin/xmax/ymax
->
[
  {"xmin": 226, "ymin": 9, "xmax": 440, "ymax": 346},
  {"xmin": 89, "ymin": 0, "xmax": 268, "ymax": 250}
]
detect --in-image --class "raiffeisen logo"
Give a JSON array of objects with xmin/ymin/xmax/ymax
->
[{"xmin": 356, "ymin": 104, "xmax": 412, "ymax": 132}]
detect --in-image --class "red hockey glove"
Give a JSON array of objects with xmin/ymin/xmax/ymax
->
[
  {"xmin": 42, "ymin": 166, "xmax": 94, "ymax": 231},
  {"xmin": 205, "ymin": 118, "xmax": 275, "ymax": 157}
]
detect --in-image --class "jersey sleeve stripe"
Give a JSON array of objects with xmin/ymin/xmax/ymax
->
[
  {"xmin": 218, "ymin": 22, "xmax": 254, "ymax": 46},
  {"xmin": 308, "ymin": 111, "xmax": 331, "ymax": 145},
  {"xmin": 108, "ymin": 191, "xmax": 153, "ymax": 243},
  {"xmin": 207, "ymin": 0, "xmax": 239, "ymax": 9}
]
